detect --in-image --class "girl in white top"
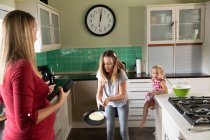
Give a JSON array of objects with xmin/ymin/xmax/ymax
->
[{"xmin": 96, "ymin": 50, "xmax": 129, "ymax": 140}]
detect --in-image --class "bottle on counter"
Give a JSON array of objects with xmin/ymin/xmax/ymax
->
[{"xmin": 135, "ymin": 58, "xmax": 141, "ymax": 74}]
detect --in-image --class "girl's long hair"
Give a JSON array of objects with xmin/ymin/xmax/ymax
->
[
  {"xmin": 98, "ymin": 50, "xmax": 125, "ymax": 83},
  {"xmin": 0, "ymin": 10, "xmax": 40, "ymax": 84}
]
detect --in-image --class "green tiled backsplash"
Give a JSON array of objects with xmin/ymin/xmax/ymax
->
[{"xmin": 36, "ymin": 46, "xmax": 142, "ymax": 72}]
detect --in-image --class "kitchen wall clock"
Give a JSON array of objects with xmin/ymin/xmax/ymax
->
[{"xmin": 85, "ymin": 4, "xmax": 116, "ymax": 36}]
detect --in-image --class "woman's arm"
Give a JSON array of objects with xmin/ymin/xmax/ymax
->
[
  {"xmin": 36, "ymin": 87, "xmax": 69, "ymax": 124},
  {"xmin": 103, "ymin": 81, "xmax": 127, "ymax": 106},
  {"xmin": 12, "ymin": 60, "xmax": 68, "ymax": 130},
  {"xmin": 96, "ymin": 80, "xmax": 103, "ymax": 108}
]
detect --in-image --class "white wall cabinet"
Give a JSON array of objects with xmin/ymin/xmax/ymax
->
[
  {"xmin": 146, "ymin": 4, "xmax": 205, "ymax": 45},
  {"xmin": 144, "ymin": 3, "xmax": 205, "ymax": 74},
  {"xmin": 127, "ymin": 79, "xmax": 155, "ymax": 127},
  {"xmin": 16, "ymin": 1, "xmax": 61, "ymax": 52}
]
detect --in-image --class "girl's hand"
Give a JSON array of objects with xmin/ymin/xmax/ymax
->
[
  {"xmin": 96, "ymin": 98, "xmax": 103, "ymax": 109},
  {"xmin": 57, "ymin": 86, "xmax": 69, "ymax": 106},
  {"xmin": 102, "ymin": 97, "xmax": 110, "ymax": 107},
  {"xmin": 151, "ymin": 90, "xmax": 159, "ymax": 95}
]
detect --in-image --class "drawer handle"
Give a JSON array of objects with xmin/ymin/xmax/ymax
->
[
  {"xmin": 129, "ymin": 82, "xmax": 150, "ymax": 84},
  {"xmin": 129, "ymin": 91, "xmax": 148, "ymax": 92}
]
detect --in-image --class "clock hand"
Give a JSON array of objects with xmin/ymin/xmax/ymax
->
[
  {"xmin": 98, "ymin": 12, "xmax": 102, "ymax": 27},
  {"xmin": 99, "ymin": 9, "xmax": 102, "ymax": 27}
]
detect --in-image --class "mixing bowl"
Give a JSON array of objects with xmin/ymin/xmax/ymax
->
[{"xmin": 173, "ymin": 85, "xmax": 191, "ymax": 97}]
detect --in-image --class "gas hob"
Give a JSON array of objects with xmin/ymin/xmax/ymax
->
[{"xmin": 168, "ymin": 96, "xmax": 210, "ymax": 126}]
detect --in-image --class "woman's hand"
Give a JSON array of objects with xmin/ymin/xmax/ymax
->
[
  {"xmin": 0, "ymin": 113, "xmax": 6, "ymax": 121},
  {"xmin": 45, "ymin": 81, "xmax": 56, "ymax": 94},
  {"xmin": 57, "ymin": 86, "xmax": 70, "ymax": 106},
  {"xmin": 48, "ymin": 84, "xmax": 56, "ymax": 94},
  {"xmin": 96, "ymin": 98, "xmax": 103, "ymax": 109},
  {"xmin": 102, "ymin": 97, "xmax": 111, "ymax": 107}
]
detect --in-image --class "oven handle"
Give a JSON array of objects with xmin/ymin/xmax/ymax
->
[{"xmin": 188, "ymin": 127, "xmax": 210, "ymax": 132}]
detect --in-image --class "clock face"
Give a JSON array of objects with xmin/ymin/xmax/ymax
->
[{"xmin": 85, "ymin": 4, "xmax": 116, "ymax": 36}]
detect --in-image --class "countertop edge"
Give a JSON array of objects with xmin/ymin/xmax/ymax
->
[
  {"xmin": 54, "ymin": 72, "xmax": 210, "ymax": 81},
  {"xmin": 155, "ymin": 94, "xmax": 210, "ymax": 140}
]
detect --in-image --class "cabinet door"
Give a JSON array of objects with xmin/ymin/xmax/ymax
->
[
  {"xmin": 175, "ymin": 45, "xmax": 202, "ymax": 73},
  {"xmin": 147, "ymin": 7, "xmax": 175, "ymax": 44},
  {"xmin": 60, "ymin": 100, "xmax": 70, "ymax": 139},
  {"xmin": 72, "ymin": 81, "xmax": 98, "ymax": 126},
  {"xmin": 51, "ymin": 11, "xmax": 60, "ymax": 45},
  {"xmin": 148, "ymin": 46, "xmax": 174, "ymax": 74},
  {"xmin": 54, "ymin": 109, "xmax": 62, "ymax": 140},
  {"xmin": 39, "ymin": 6, "xmax": 51, "ymax": 45},
  {"xmin": 37, "ymin": 3, "xmax": 61, "ymax": 51},
  {"xmin": 176, "ymin": 5, "xmax": 205, "ymax": 43}
]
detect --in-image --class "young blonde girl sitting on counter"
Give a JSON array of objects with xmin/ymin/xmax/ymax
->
[{"xmin": 140, "ymin": 65, "xmax": 168, "ymax": 128}]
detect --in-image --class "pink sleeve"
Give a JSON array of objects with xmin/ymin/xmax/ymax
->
[
  {"xmin": 11, "ymin": 60, "xmax": 38, "ymax": 130},
  {"xmin": 0, "ymin": 92, "xmax": 3, "ymax": 104}
]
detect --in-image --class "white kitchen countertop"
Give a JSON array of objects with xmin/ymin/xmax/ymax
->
[{"xmin": 155, "ymin": 93, "xmax": 210, "ymax": 140}]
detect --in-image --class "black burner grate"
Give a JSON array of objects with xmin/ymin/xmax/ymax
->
[{"xmin": 168, "ymin": 96, "xmax": 210, "ymax": 126}]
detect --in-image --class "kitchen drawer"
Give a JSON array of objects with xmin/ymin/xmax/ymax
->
[
  {"xmin": 127, "ymin": 79, "xmax": 151, "ymax": 84},
  {"xmin": 128, "ymin": 115, "xmax": 154, "ymax": 121},
  {"xmin": 129, "ymin": 108, "xmax": 154, "ymax": 116},
  {"xmin": 127, "ymin": 87, "xmax": 151, "ymax": 92},
  {"xmin": 127, "ymin": 91, "xmax": 146, "ymax": 99},
  {"xmin": 127, "ymin": 81, "xmax": 151, "ymax": 88},
  {"xmin": 129, "ymin": 100, "xmax": 145, "ymax": 108},
  {"xmin": 54, "ymin": 129, "xmax": 62, "ymax": 140},
  {"xmin": 54, "ymin": 109, "xmax": 62, "ymax": 137}
]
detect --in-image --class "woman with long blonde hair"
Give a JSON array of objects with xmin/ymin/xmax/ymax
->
[
  {"xmin": 96, "ymin": 50, "xmax": 129, "ymax": 140},
  {"xmin": 0, "ymin": 10, "xmax": 69, "ymax": 140}
]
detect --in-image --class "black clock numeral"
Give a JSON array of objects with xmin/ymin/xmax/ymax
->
[
  {"xmin": 89, "ymin": 19, "xmax": 92, "ymax": 23},
  {"xmin": 90, "ymin": 14, "xmax": 94, "ymax": 18},
  {"xmin": 104, "ymin": 27, "xmax": 107, "ymax": 31},
  {"xmin": 95, "ymin": 27, "xmax": 97, "ymax": 31},
  {"xmin": 93, "ymin": 10, "xmax": 97, "ymax": 14},
  {"xmin": 99, "ymin": 28, "xmax": 102, "ymax": 32}
]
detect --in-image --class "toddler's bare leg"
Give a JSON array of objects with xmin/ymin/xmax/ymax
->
[{"xmin": 140, "ymin": 102, "xmax": 150, "ymax": 128}]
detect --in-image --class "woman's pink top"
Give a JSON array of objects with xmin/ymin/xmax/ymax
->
[{"xmin": 0, "ymin": 59, "xmax": 55, "ymax": 140}]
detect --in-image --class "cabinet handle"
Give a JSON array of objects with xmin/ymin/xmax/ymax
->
[
  {"xmin": 170, "ymin": 21, "xmax": 174, "ymax": 26},
  {"xmin": 72, "ymin": 82, "xmax": 76, "ymax": 104},
  {"xmin": 129, "ymin": 82, "xmax": 150, "ymax": 84},
  {"xmin": 129, "ymin": 91, "xmax": 148, "ymax": 92}
]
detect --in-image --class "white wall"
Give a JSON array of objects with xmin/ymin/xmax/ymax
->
[
  {"xmin": 0, "ymin": 0, "xmax": 15, "ymax": 8},
  {"xmin": 48, "ymin": 0, "xmax": 209, "ymax": 49}
]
